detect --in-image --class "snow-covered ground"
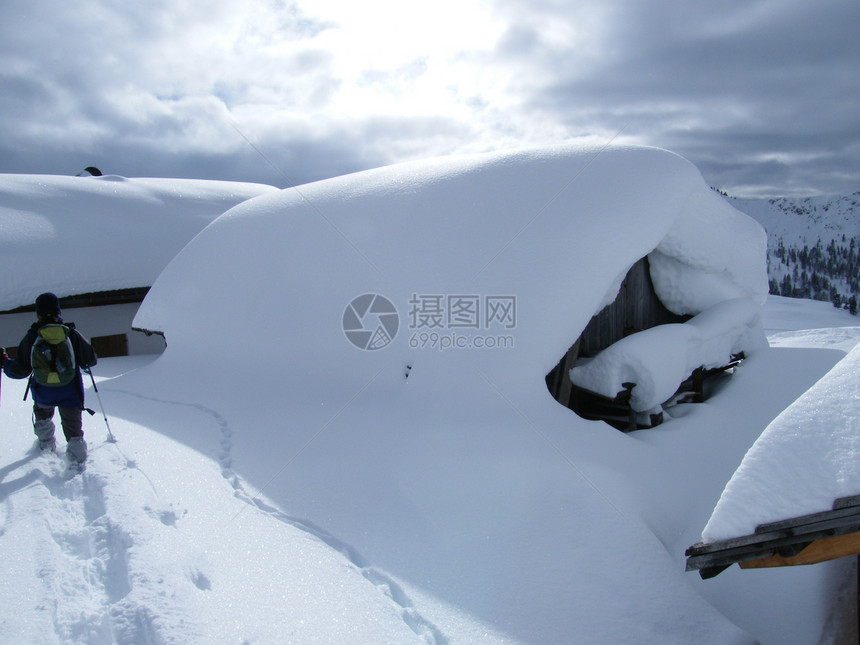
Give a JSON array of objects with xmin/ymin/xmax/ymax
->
[
  {"xmin": 1, "ymin": 145, "xmax": 858, "ymax": 644},
  {"xmin": 1, "ymin": 296, "xmax": 856, "ymax": 644},
  {"xmin": 0, "ymin": 360, "xmax": 431, "ymax": 644}
]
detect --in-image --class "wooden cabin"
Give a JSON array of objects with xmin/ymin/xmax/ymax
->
[
  {"xmin": 687, "ymin": 501, "xmax": 860, "ymax": 640},
  {"xmin": 0, "ymin": 172, "xmax": 279, "ymax": 360}
]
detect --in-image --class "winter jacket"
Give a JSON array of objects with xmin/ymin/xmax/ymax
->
[{"xmin": 3, "ymin": 319, "xmax": 97, "ymax": 408}]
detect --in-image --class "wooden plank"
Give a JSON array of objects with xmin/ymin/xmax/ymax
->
[
  {"xmin": 833, "ymin": 495, "xmax": 860, "ymax": 510},
  {"xmin": 739, "ymin": 531, "xmax": 860, "ymax": 569},
  {"xmin": 577, "ymin": 257, "xmax": 688, "ymax": 357},
  {"xmin": 688, "ymin": 516, "xmax": 860, "ymax": 576},
  {"xmin": 755, "ymin": 504, "xmax": 860, "ymax": 534},
  {"xmin": 689, "ymin": 512, "xmax": 860, "ymax": 560},
  {"xmin": 557, "ymin": 339, "xmax": 579, "ymax": 408}
]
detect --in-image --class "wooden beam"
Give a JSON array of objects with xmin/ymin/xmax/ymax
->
[
  {"xmin": 739, "ymin": 531, "xmax": 860, "ymax": 569},
  {"xmin": 0, "ymin": 287, "xmax": 150, "ymax": 314}
]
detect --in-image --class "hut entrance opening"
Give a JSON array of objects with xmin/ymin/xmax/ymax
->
[{"xmin": 545, "ymin": 256, "xmax": 690, "ymax": 430}]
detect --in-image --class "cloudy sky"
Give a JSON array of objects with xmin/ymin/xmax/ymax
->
[{"xmin": 1, "ymin": 0, "xmax": 857, "ymax": 197}]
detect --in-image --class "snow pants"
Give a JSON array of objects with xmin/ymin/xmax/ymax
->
[
  {"xmin": 34, "ymin": 403, "xmax": 87, "ymax": 461},
  {"xmin": 33, "ymin": 403, "xmax": 83, "ymax": 441}
]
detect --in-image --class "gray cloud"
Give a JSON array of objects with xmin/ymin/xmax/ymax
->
[
  {"xmin": 490, "ymin": 0, "xmax": 860, "ymax": 195},
  {"xmin": 0, "ymin": 0, "xmax": 383, "ymax": 185},
  {"xmin": 0, "ymin": 0, "xmax": 857, "ymax": 197}
]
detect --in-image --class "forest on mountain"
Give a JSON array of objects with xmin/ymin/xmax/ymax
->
[{"xmin": 768, "ymin": 236, "xmax": 860, "ymax": 314}]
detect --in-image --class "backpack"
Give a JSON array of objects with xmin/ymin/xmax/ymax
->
[{"xmin": 30, "ymin": 324, "xmax": 77, "ymax": 386}]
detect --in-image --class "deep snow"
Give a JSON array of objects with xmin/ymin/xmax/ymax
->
[
  {"xmin": 1, "ymin": 297, "xmax": 857, "ymax": 644},
  {"xmin": 1, "ymin": 145, "xmax": 858, "ymax": 643},
  {"xmin": 0, "ymin": 367, "xmax": 431, "ymax": 644}
]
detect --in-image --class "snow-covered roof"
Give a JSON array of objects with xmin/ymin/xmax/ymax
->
[
  {"xmin": 702, "ymin": 341, "xmax": 860, "ymax": 543},
  {"xmin": 0, "ymin": 174, "xmax": 277, "ymax": 311},
  {"xmin": 135, "ymin": 143, "xmax": 768, "ymax": 381}
]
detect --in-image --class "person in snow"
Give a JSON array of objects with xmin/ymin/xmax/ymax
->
[{"xmin": 1, "ymin": 293, "xmax": 97, "ymax": 463}]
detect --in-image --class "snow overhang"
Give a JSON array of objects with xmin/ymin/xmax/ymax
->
[{"xmin": 569, "ymin": 298, "xmax": 767, "ymax": 412}]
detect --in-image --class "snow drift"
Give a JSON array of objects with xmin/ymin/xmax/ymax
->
[{"xmin": 135, "ymin": 143, "xmax": 767, "ymax": 373}]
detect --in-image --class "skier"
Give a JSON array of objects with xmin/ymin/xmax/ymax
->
[{"xmin": 1, "ymin": 293, "xmax": 97, "ymax": 464}]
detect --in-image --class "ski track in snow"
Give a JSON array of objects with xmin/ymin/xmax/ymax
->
[
  {"xmin": 106, "ymin": 388, "xmax": 448, "ymax": 645},
  {"xmin": 0, "ymin": 446, "xmax": 171, "ymax": 644}
]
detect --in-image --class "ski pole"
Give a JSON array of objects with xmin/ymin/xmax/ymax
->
[
  {"xmin": 0, "ymin": 347, "xmax": 5, "ymax": 409},
  {"xmin": 86, "ymin": 366, "xmax": 116, "ymax": 443}
]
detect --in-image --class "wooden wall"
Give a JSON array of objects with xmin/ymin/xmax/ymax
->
[
  {"xmin": 578, "ymin": 256, "xmax": 687, "ymax": 357},
  {"xmin": 546, "ymin": 256, "xmax": 689, "ymax": 406}
]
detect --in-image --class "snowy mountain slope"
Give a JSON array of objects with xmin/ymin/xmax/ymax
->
[
  {"xmin": 729, "ymin": 192, "xmax": 860, "ymax": 248},
  {"xmin": 728, "ymin": 191, "xmax": 860, "ymax": 307}
]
